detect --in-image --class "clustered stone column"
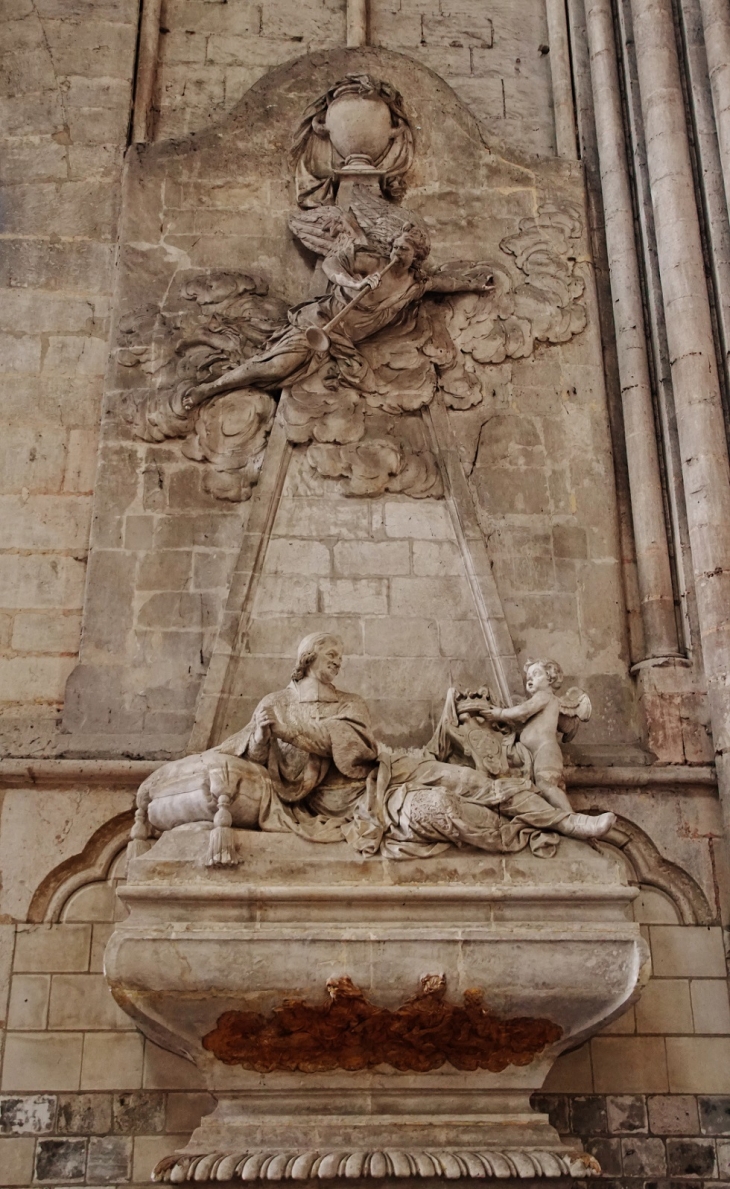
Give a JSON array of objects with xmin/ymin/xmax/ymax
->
[
  {"xmin": 131, "ymin": 0, "xmax": 162, "ymax": 143},
  {"xmin": 699, "ymin": 0, "xmax": 730, "ymax": 213},
  {"xmin": 628, "ymin": 0, "xmax": 730, "ymax": 827},
  {"xmin": 546, "ymin": 0, "xmax": 579, "ymax": 157},
  {"xmin": 584, "ymin": 0, "xmax": 680, "ymax": 662}
]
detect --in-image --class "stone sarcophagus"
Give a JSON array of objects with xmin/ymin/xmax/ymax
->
[{"xmin": 106, "ymin": 828, "xmax": 648, "ymax": 1182}]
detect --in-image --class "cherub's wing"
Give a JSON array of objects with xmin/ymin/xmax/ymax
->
[
  {"xmin": 349, "ymin": 184, "xmax": 428, "ymax": 255},
  {"xmin": 288, "ymin": 206, "xmax": 350, "ymax": 258},
  {"xmin": 558, "ymin": 687, "xmax": 592, "ymax": 741}
]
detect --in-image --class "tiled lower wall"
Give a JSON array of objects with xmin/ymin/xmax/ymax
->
[
  {"xmin": 0, "ymin": 1088, "xmax": 207, "ymax": 1186},
  {"xmin": 4, "ymin": 1089, "xmax": 730, "ymax": 1186},
  {"xmin": 532, "ymin": 1092, "xmax": 730, "ymax": 1186}
]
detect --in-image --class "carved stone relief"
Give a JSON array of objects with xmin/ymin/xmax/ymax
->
[
  {"xmin": 117, "ymin": 75, "xmax": 587, "ymax": 503},
  {"xmin": 65, "ymin": 45, "xmax": 640, "ymax": 770},
  {"xmin": 129, "ymin": 631, "xmax": 615, "ymax": 869}
]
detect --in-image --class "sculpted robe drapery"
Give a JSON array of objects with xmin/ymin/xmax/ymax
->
[{"xmin": 216, "ymin": 680, "xmax": 563, "ymax": 859}]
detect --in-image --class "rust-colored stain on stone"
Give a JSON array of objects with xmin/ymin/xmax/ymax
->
[{"xmin": 202, "ymin": 975, "xmax": 562, "ymax": 1073}]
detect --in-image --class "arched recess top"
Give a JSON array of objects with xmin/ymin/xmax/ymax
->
[
  {"xmin": 602, "ymin": 813, "xmax": 715, "ymax": 925},
  {"xmin": 135, "ymin": 45, "xmax": 545, "ymax": 189},
  {"xmin": 27, "ymin": 811, "xmax": 133, "ymax": 924}
]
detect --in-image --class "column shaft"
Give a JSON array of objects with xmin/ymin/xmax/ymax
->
[
  {"xmin": 131, "ymin": 0, "xmax": 162, "ymax": 144},
  {"xmin": 546, "ymin": 0, "xmax": 579, "ymax": 157},
  {"xmin": 699, "ymin": 0, "xmax": 730, "ymax": 214},
  {"xmin": 585, "ymin": 0, "xmax": 680, "ymax": 658},
  {"xmin": 630, "ymin": 0, "xmax": 730, "ymax": 818},
  {"xmin": 346, "ymin": 0, "xmax": 368, "ymax": 47}
]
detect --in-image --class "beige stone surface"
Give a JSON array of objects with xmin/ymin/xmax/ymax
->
[
  {"xmin": 0, "ymin": 788, "xmax": 132, "ymax": 920},
  {"xmin": 1, "ymin": 1032, "xmax": 83, "ymax": 1092},
  {"xmin": 161, "ymin": 1093, "xmax": 211, "ymax": 1136},
  {"xmin": 591, "ymin": 1036, "xmax": 669, "ymax": 1093},
  {"xmin": 541, "ymin": 1042, "xmax": 594, "ymax": 1092},
  {"xmin": 132, "ymin": 1134, "xmax": 191, "ymax": 1184},
  {"xmin": 649, "ymin": 925, "xmax": 727, "ymax": 978},
  {"xmin": 62, "ymin": 882, "xmax": 118, "ymax": 923},
  {"xmin": 598, "ymin": 1004, "xmax": 636, "ymax": 1034},
  {"xmin": 13, "ymin": 925, "xmax": 91, "ymax": 974},
  {"xmin": 666, "ymin": 1036, "xmax": 730, "ymax": 1092},
  {"xmin": 632, "ymin": 887, "xmax": 682, "ymax": 924},
  {"xmin": 0, "ymin": 0, "xmax": 135, "ymax": 742},
  {"xmin": 7, "ymin": 973, "xmax": 51, "ymax": 1030},
  {"xmin": 143, "ymin": 1042, "xmax": 205, "ymax": 1091},
  {"xmin": 80, "ymin": 1032, "xmax": 145, "ymax": 1091},
  {"xmin": 690, "ymin": 978, "xmax": 730, "ymax": 1033},
  {"xmin": 216, "ymin": 481, "xmax": 507, "ymax": 746},
  {"xmin": 0, "ymin": 1137, "xmax": 35, "ymax": 1187},
  {"xmin": 0, "ymin": 923, "xmax": 14, "ymax": 1034},
  {"xmin": 90, "ymin": 923, "xmax": 115, "ymax": 974},
  {"xmin": 49, "ymin": 973, "xmax": 134, "ymax": 1031},
  {"xmin": 152, "ymin": 0, "xmax": 554, "ymax": 154},
  {"xmin": 634, "ymin": 979, "xmax": 693, "ymax": 1034},
  {"xmin": 587, "ymin": 790, "xmax": 725, "ymax": 915}
]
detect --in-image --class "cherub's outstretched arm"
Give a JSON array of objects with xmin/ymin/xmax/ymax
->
[
  {"xmin": 489, "ymin": 690, "xmax": 551, "ymax": 723},
  {"xmin": 424, "ymin": 261, "xmax": 495, "ymax": 294}
]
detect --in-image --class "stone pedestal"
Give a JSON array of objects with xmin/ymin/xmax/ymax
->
[{"xmin": 105, "ymin": 829, "xmax": 649, "ymax": 1182}]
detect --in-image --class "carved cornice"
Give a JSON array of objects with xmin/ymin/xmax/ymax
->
[
  {"xmin": 0, "ymin": 758, "xmax": 715, "ymax": 790},
  {"xmin": 0, "ymin": 759, "xmax": 159, "ymax": 788},
  {"xmin": 566, "ymin": 766, "xmax": 716, "ymax": 787},
  {"xmin": 152, "ymin": 1147, "xmax": 600, "ymax": 1182}
]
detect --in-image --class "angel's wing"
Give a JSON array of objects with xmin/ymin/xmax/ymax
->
[
  {"xmin": 288, "ymin": 205, "xmax": 351, "ymax": 258},
  {"xmin": 558, "ymin": 686, "xmax": 592, "ymax": 741},
  {"xmin": 349, "ymin": 184, "xmax": 429, "ymax": 257}
]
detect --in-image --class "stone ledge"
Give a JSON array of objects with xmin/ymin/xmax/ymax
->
[
  {"xmin": 0, "ymin": 759, "xmax": 716, "ymax": 789},
  {"xmin": 565, "ymin": 766, "xmax": 716, "ymax": 788}
]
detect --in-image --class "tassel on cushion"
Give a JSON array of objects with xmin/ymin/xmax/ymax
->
[
  {"xmin": 206, "ymin": 793, "xmax": 238, "ymax": 867},
  {"xmin": 127, "ymin": 803, "xmax": 153, "ymax": 869}
]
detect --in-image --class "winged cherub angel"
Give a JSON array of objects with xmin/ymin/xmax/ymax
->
[
  {"xmin": 470, "ymin": 659, "xmax": 592, "ymax": 813},
  {"xmin": 173, "ymin": 187, "xmax": 496, "ymax": 419}
]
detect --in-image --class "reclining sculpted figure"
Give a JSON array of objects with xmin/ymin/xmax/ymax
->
[{"xmin": 131, "ymin": 633, "xmax": 615, "ymax": 866}]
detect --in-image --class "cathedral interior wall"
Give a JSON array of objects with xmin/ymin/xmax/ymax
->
[{"xmin": 2, "ymin": 0, "xmax": 730, "ymax": 1185}]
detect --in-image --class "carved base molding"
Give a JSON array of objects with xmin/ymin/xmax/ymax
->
[{"xmin": 152, "ymin": 1147, "xmax": 600, "ymax": 1182}]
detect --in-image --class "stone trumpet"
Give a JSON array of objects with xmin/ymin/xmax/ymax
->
[{"xmin": 305, "ymin": 257, "xmax": 398, "ymax": 353}]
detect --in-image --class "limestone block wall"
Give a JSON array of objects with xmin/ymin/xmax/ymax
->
[
  {"xmin": 154, "ymin": 0, "xmax": 555, "ymax": 155},
  {"xmin": 0, "ymin": 0, "xmax": 704, "ymax": 759},
  {"xmin": 0, "ymin": 0, "xmax": 137, "ymax": 753},
  {"xmin": 216, "ymin": 458, "xmax": 491, "ymax": 746}
]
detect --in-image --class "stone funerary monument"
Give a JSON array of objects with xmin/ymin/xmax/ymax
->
[{"xmin": 1, "ymin": 1, "xmax": 730, "ymax": 1188}]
